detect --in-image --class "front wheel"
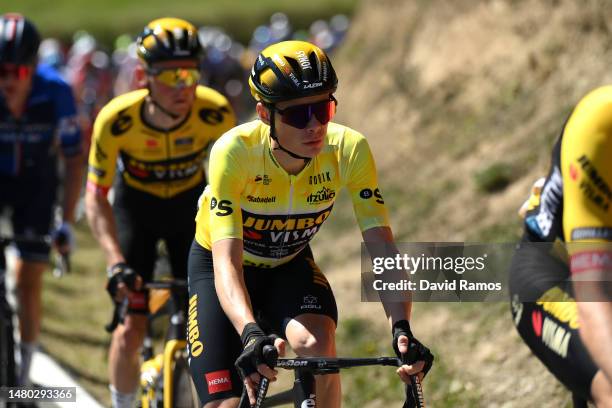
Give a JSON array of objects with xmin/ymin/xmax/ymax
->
[
  {"xmin": 0, "ymin": 286, "xmax": 17, "ymax": 408},
  {"xmin": 172, "ymin": 355, "xmax": 200, "ymax": 408}
]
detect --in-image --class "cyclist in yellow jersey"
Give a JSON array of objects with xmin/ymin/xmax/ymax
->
[
  {"xmin": 187, "ymin": 40, "xmax": 433, "ymax": 407},
  {"xmin": 511, "ymin": 87, "xmax": 612, "ymax": 406},
  {"xmin": 84, "ymin": 18, "xmax": 235, "ymax": 408}
]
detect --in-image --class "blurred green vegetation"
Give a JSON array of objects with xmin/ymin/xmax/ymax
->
[
  {"xmin": 473, "ymin": 162, "xmax": 515, "ymax": 193},
  {"xmin": 1, "ymin": 0, "xmax": 359, "ymax": 46}
]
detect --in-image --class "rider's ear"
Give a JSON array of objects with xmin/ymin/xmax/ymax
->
[
  {"xmin": 134, "ymin": 63, "xmax": 148, "ymax": 88},
  {"xmin": 256, "ymin": 102, "xmax": 271, "ymax": 125}
]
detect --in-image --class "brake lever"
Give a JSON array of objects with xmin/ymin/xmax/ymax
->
[
  {"xmin": 104, "ymin": 298, "xmax": 128, "ymax": 333},
  {"xmin": 250, "ymin": 344, "xmax": 278, "ymax": 407},
  {"xmin": 52, "ymin": 253, "xmax": 70, "ymax": 278}
]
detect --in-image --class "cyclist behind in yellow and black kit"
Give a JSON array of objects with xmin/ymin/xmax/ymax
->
[
  {"xmin": 84, "ymin": 17, "xmax": 235, "ymax": 408},
  {"xmin": 187, "ymin": 40, "xmax": 433, "ymax": 408},
  {"xmin": 510, "ymin": 86, "xmax": 612, "ymax": 406}
]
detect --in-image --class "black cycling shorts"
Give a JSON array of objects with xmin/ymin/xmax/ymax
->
[
  {"xmin": 186, "ymin": 241, "xmax": 337, "ymax": 404},
  {"xmin": 509, "ymin": 237, "xmax": 598, "ymax": 402},
  {"xmin": 0, "ymin": 173, "xmax": 57, "ymax": 262},
  {"xmin": 113, "ymin": 182, "xmax": 203, "ymax": 313}
]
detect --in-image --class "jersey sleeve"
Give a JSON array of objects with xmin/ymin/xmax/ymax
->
[
  {"xmin": 217, "ymin": 101, "xmax": 237, "ymax": 139},
  {"xmin": 53, "ymin": 79, "xmax": 82, "ymax": 157},
  {"xmin": 561, "ymin": 88, "xmax": 612, "ymax": 275},
  {"xmin": 341, "ymin": 131, "xmax": 390, "ymax": 232},
  {"xmin": 562, "ymin": 87, "xmax": 612, "ymax": 245},
  {"xmin": 86, "ymin": 106, "xmax": 121, "ymax": 196},
  {"xmin": 195, "ymin": 86, "xmax": 238, "ymax": 145},
  {"xmin": 199, "ymin": 132, "xmax": 248, "ymax": 243}
]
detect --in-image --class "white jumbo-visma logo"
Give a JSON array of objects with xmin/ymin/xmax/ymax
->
[{"xmin": 301, "ymin": 395, "xmax": 315, "ymax": 408}]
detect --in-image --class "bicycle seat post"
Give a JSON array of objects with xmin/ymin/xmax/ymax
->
[
  {"xmin": 142, "ymin": 319, "xmax": 154, "ymax": 361},
  {"xmin": 167, "ymin": 284, "xmax": 188, "ymax": 342},
  {"xmin": 293, "ymin": 368, "xmax": 316, "ymax": 407}
]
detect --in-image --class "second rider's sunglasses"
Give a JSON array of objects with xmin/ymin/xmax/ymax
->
[
  {"xmin": 275, "ymin": 96, "xmax": 337, "ymax": 129},
  {"xmin": 147, "ymin": 67, "xmax": 201, "ymax": 88},
  {"xmin": 0, "ymin": 64, "xmax": 33, "ymax": 80}
]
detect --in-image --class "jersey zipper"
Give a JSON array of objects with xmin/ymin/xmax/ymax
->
[
  {"xmin": 164, "ymin": 131, "xmax": 170, "ymax": 198},
  {"xmin": 14, "ymin": 120, "xmax": 23, "ymax": 175},
  {"xmin": 276, "ymin": 175, "xmax": 295, "ymax": 259},
  {"xmin": 287, "ymin": 175, "xmax": 295, "ymax": 219}
]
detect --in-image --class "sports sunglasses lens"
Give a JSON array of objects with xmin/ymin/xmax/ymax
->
[
  {"xmin": 279, "ymin": 99, "xmax": 337, "ymax": 128},
  {"xmin": 155, "ymin": 69, "xmax": 199, "ymax": 87},
  {"xmin": 313, "ymin": 100, "xmax": 336, "ymax": 125},
  {"xmin": 281, "ymin": 106, "xmax": 310, "ymax": 129},
  {"xmin": 17, "ymin": 66, "xmax": 31, "ymax": 80},
  {"xmin": 176, "ymin": 69, "xmax": 199, "ymax": 86},
  {"xmin": 0, "ymin": 65, "xmax": 27, "ymax": 79}
]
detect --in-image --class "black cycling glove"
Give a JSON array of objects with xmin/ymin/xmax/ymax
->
[
  {"xmin": 235, "ymin": 323, "xmax": 276, "ymax": 380},
  {"xmin": 392, "ymin": 320, "xmax": 434, "ymax": 378},
  {"xmin": 106, "ymin": 262, "xmax": 138, "ymax": 299}
]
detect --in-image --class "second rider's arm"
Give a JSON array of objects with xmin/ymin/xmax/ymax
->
[
  {"xmin": 84, "ymin": 108, "xmax": 125, "ymax": 267},
  {"xmin": 62, "ymin": 153, "xmax": 85, "ymax": 225},
  {"xmin": 84, "ymin": 189, "xmax": 125, "ymax": 266},
  {"xmin": 52, "ymin": 149, "xmax": 84, "ymax": 255},
  {"xmin": 54, "ymin": 85, "xmax": 85, "ymax": 253},
  {"xmin": 83, "ymin": 105, "xmax": 141, "ymax": 301}
]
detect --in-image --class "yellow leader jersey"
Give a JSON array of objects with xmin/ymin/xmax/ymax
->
[
  {"xmin": 195, "ymin": 120, "xmax": 390, "ymax": 268},
  {"xmin": 87, "ymin": 86, "xmax": 235, "ymax": 198},
  {"xmin": 524, "ymin": 86, "xmax": 612, "ymax": 268}
]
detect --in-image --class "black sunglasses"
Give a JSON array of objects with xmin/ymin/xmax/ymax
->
[
  {"xmin": 274, "ymin": 96, "xmax": 337, "ymax": 129},
  {"xmin": 0, "ymin": 64, "xmax": 33, "ymax": 80}
]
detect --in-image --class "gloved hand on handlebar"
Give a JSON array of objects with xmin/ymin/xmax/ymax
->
[
  {"xmin": 106, "ymin": 262, "xmax": 141, "ymax": 301},
  {"xmin": 104, "ymin": 263, "xmax": 148, "ymax": 333},
  {"xmin": 392, "ymin": 320, "xmax": 434, "ymax": 381},
  {"xmin": 52, "ymin": 222, "xmax": 74, "ymax": 255},
  {"xmin": 235, "ymin": 323, "xmax": 282, "ymax": 406},
  {"xmin": 235, "ymin": 323, "xmax": 278, "ymax": 379}
]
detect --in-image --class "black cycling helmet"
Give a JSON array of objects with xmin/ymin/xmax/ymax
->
[
  {"xmin": 136, "ymin": 17, "xmax": 203, "ymax": 66},
  {"xmin": 0, "ymin": 13, "xmax": 41, "ymax": 65},
  {"xmin": 249, "ymin": 40, "xmax": 338, "ymax": 104}
]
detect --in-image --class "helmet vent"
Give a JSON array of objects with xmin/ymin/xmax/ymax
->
[
  {"xmin": 285, "ymin": 57, "xmax": 304, "ymax": 82},
  {"xmin": 173, "ymin": 28, "xmax": 187, "ymax": 53},
  {"xmin": 308, "ymin": 51, "xmax": 321, "ymax": 79},
  {"xmin": 0, "ymin": 13, "xmax": 40, "ymax": 65}
]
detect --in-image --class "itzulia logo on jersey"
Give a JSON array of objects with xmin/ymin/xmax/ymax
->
[{"xmin": 307, "ymin": 187, "xmax": 335, "ymax": 204}]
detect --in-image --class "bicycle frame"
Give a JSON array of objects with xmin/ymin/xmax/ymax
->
[
  {"xmin": 108, "ymin": 279, "xmax": 197, "ymax": 408},
  {"xmin": 139, "ymin": 339, "xmax": 189, "ymax": 408},
  {"xmin": 0, "ymin": 239, "xmax": 16, "ymax": 391},
  {"xmin": 162, "ymin": 338, "xmax": 187, "ymax": 408}
]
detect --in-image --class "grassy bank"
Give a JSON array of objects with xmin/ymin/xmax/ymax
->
[{"xmin": 40, "ymin": 221, "xmax": 111, "ymax": 404}]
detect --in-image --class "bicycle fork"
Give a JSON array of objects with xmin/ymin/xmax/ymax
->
[
  {"xmin": 253, "ymin": 369, "xmax": 318, "ymax": 408},
  {"xmin": 292, "ymin": 369, "xmax": 317, "ymax": 408}
]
